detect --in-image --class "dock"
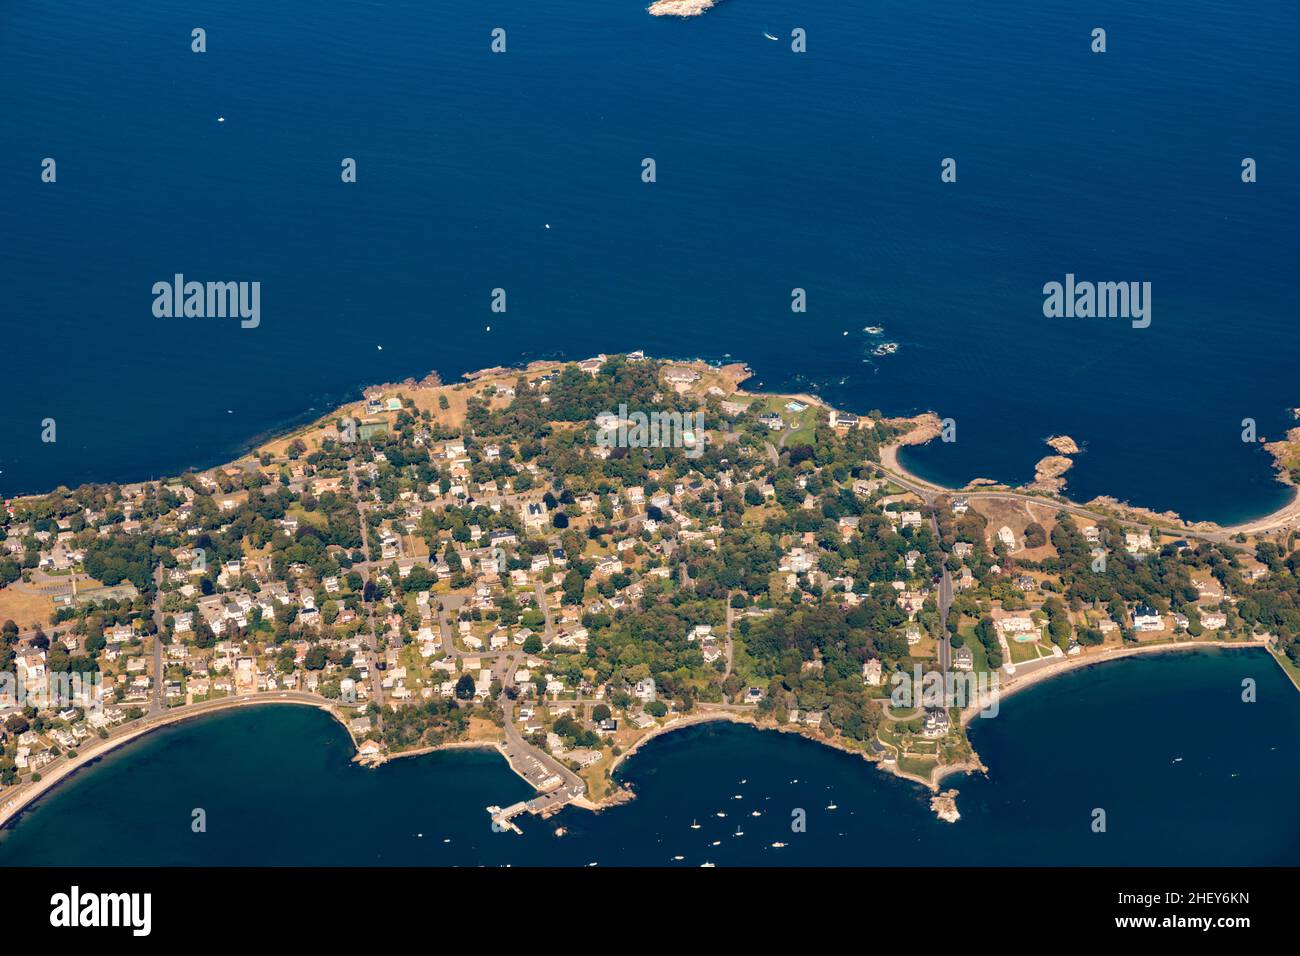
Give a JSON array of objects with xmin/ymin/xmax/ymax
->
[
  {"xmin": 486, "ymin": 781, "xmax": 587, "ymax": 834},
  {"xmin": 487, "ymin": 802, "xmax": 528, "ymax": 834}
]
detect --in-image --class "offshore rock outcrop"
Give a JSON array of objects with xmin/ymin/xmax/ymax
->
[{"xmin": 648, "ymin": 0, "xmax": 723, "ymax": 17}]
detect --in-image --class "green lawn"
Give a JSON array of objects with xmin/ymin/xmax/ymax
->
[
  {"xmin": 1270, "ymin": 647, "xmax": 1300, "ymax": 692},
  {"xmin": 1008, "ymin": 639, "xmax": 1042, "ymax": 664},
  {"xmin": 962, "ymin": 633, "xmax": 993, "ymax": 674},
  {"xmin": 898, "ymin": 755, "xmax": 937, "ymax": 779}
]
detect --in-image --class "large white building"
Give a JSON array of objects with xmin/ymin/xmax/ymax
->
[{"xmin": 1133, "ymin": 605, "xmax": 1163, "ymax": 632}]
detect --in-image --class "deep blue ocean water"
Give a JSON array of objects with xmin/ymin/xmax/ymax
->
[
  {"xmin": 1, "ymin": 648, "xmax": 1296, "ymax": 865},
  {"xmin": 2, "ymin": 0, "xmax": 1298, "ymax": 522}
]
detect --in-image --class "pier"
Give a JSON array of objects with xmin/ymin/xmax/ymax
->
[{"xmin": 487, "ymin": 784, "xmax": 585, "ymax": 834}]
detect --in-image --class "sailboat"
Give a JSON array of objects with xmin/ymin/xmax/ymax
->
[{"xmin": 690, "ymin": 819, "xmax": 701, "ymax": 829}]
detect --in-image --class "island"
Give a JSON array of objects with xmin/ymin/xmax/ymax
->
[
  {"xmin": 647, "ymin": 0, "xmax": 723, "ymax": 17},
  {"xmin": 2, "ymin": 352, "xmax": 1299, "ymax": 831}
]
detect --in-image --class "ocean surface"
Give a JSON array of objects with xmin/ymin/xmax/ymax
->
[
  {"xmin": 2, "ymin": 0, "xmax": 1299, "ymax": 522},
  {"xmin": 1, "ymin": 648, "xmax": 1296, "ymax": 866}
]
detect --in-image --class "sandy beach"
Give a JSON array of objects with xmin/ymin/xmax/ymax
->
[
  {"xmin": 5, "ymin": 642, "xmax": 1286, "ymax": 830},
  {"xmin": 0, "ymin": 694, "xmax": 346, "ymax": 831},
  {"xmin": 959, "ymin": 639, "xmax": 1278, "ymax": 729}
]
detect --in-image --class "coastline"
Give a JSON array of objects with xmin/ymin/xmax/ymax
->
[
  {"xmin": 0, "ymin": 696, "xmax": 523, "ymax": 833},
  {"xmin": 9, "ymin": 352, "xmax": 1299, "ymax": 534},
  {"xmin": 879, "ymin": 415, "xmax": 1300, "ymax": 536},
  {"xmin": 5, "ymin": 352, "xmax": 1300, "ymax": 833},
  {"xmin": 0, "ymin": 695, "xmax": 347, "ymax": 832},
  {"xmin": 359, "ymin": 737, "xmax": 502, "ymax": 769},
  {"xmin": 583, "ymin": 707, "xmax": 951, "ymax": 810},
  {"xmin": 958, "ymin": 639, "xmax": 1277, "ymax": 730},
  {"xmin": 3, "ymin": 642, "xmax": 1287, "ymax": 831}
]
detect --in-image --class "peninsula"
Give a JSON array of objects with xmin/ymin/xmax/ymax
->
[{"xmin": 2, "ymin": 353, "xmax": 1299, "ymax": 831}]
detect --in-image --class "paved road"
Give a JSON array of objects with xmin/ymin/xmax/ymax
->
[
  {"xmin": 533, "ymin": 581, "xmax": 556, "ymax": 642},
  {"xmin": 349, "ymin": 458, "xmax": 384, "ymax": 725},
  {"xmin": 149, "ymin": 564, "xmax": 165, "ymax": 715},
  {"xmin": 497, "ymin": 651, "xmax": 585, "ymax": 810},
  {"xmin": 459, "ymin": 582, "xmax": 587, "ymax": 813},
  {"xmin": 436, "ymin": 601, "xmax": 460, "ymax": 658},
  {"xmin": 723, "ymin": 590, "xmax": 735, "ymax": 679},
  {"xmin": 929, "ymin": 511, "xmax": 954, "ymax": 673}
]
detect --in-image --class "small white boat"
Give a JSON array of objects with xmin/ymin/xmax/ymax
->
[
  {"xmin": 751, "ymin": 811, "xmax": 762, "ymax": 817},
  {"xmin": 711, "ymin": 840, "xmax": 721, "ymax": 846},
  {"xmin": 771, "ymin": 842, "xmax": 786, "ymax": 848},
  {"xmin": 763, "ymin": 32, "xmax": 778, "ymax": 41},
  {"xmin": 701, "ymin": 862, "xmax": 715, "ymax": 868},
  {"xmin": 690, "ymin": 819, "xmax": 701, "ymax": 829},
  {"xmin": 673, "ymin": 855, "xmax": 685, "ymax": 861},
  {"xmin": 716, "ymin": 811, "xmax": 727, "ymax": 818},
  {"xmin": 1172, "ymin": 757, "xmax": 1183, "ymax": 763},
  {"xmin": 826, "ymin": 803, "xmax": 838, "ymax": 810},
  {"xmin": 734, "ymin": 828, "xmax": 744, "ymax": 837}
]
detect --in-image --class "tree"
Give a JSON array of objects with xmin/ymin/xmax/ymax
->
[
  {"xmin": 4, "ymin": 714, "xmax": 29, "ymax": 736},
  {"xmin": 1044, "ymin": 596, "xmax": 1072, "ymax": 650},
  {"xmin": 454, "ymin": 674, "xmax": 476, "ymax": 700},
  {"xmin": 562, "ymin": 569, "xmax": 586, "ymax": 605},
  {"xmin": 523, "ymin": 634, "xmax": 543, "ymax": 654}
]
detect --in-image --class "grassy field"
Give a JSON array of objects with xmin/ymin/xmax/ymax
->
[
  {"xmin": 1008, "ymin": 638, "xmax": 1045, "ymax": 664},
  {"xmin": 0, "ymin": 584, "xmax": 55, "ymax": 630},
  {"xmin": 287, "ymin": 504, "xmax": 329, "ymax": 530},
  {"xmin": 897, "ymin": 754, "xmax": 937, "ymax": 779},
  {"xmin": 910, "ymin": 635, "xmax": 938, "ymax": 658},
  {"xmin": 1271, "ymin": 647, "xmax": 1300, "ymax": 692},
  {"xmin": 956, "ymin": 629, "xmax": 994, "ymax": 674}
]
